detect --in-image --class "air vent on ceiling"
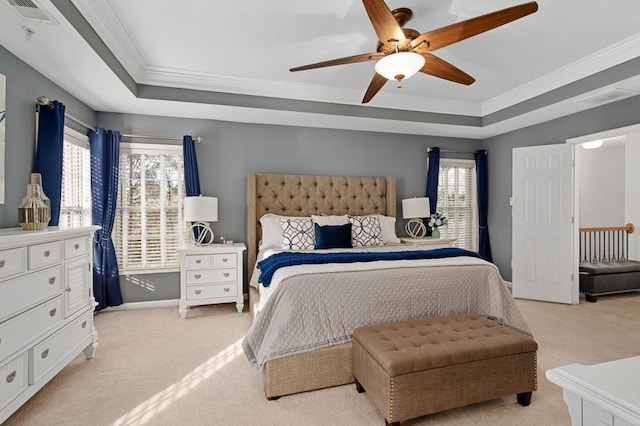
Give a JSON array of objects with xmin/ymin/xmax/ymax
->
[
  {"xmin": 572, "ymin": 88, "xmax": 640, "ymax": 106},
  {"xmin": 4, "ymin": 0, "xmax": 58, "ymax": 24}
]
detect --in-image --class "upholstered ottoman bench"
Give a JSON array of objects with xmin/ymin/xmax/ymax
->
[{"xmin": 352, "ymin": 314, "xmax": 538, "ymax": 425}]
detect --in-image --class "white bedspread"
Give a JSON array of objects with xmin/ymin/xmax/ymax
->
[{"xmin": 243, "ymin": 249, "xmax": 531, "ymax": 372}]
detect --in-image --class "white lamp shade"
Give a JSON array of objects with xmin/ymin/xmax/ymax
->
[
  {"xmin": 402, "ymin": 197, "xmax": 430, "ymax": 219},
  {"xmin": 375, "ymin": 52, "xmax": 425, "ymax": 81},
  {"xmin": 184, "ymin": 196, "xmax": 218, "ymax": 222}
]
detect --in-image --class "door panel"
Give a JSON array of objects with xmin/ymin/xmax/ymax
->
[{"xmin": 512, "ymin": 144, "xmax": 578, "ymax": 304}]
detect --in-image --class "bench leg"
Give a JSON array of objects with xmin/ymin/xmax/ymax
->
[
  {"xmin": 267, "ymin": 396, "xmax": 281, "ymax": 401},
  {"xmin": 355, "ymin": 378, "xmax": 366, "ymax": 393},
  {"xmin": 385, "ymin": 421, "xmax": 399, "ymax": 426},
  {"xmin": 585, "ymin": 294, "xmax": 598, "ymax": 303},
  {"xmin": 517, "ymin": 392, "xmax": 532, "ymax": 406}
]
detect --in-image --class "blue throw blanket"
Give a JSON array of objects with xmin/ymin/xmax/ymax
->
[{"xmin": 257, "ymin": 247, "xmax": 481, "ymax": 287}]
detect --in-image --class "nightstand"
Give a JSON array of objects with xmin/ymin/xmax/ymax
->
[
  {"xmin": 399, "ymin": 237, "xmax": 457, "ymax": 248},
  {"xmin": 177, "ymin": 243, "xmax": 246, "ymax": 318}
]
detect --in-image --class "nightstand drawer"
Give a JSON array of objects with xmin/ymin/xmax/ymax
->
[
  {"xmin": 187, "ymin": 284, "xmax": 237, "ymax": 300},
  {"xmin": 28, "ymin": 241, "xmax": 64, "ymax": 270},
  {"xmin": 0, "ymin": 352, "xmax": 28, "ymax": 411},
  {"xmin": 185, "ymin": 254, "xmax": 214, "ymax": 270},
  {"xmin": 186, "ymin": 268, "xmax": 237, "ymax": 285},
  {"xmin": 0, "ymin": 247, "xmax": 26, "ymax": 280},
  {"xmin": 213, "ymin": 253, "xmax": 237, "ymax": 268}
]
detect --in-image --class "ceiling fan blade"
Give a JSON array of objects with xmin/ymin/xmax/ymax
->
[
  {"xmin": 420, "ymin": 53, "xmax": 475, "ymax": 85},
  {"xmin": 411, "ymin": 1, "xmax": 538, "ymax": 52},
  {"xmin": 362, "ymin": 0, "xmax": 406, "ymax": 48},
  {"xmin": 362, "ymin": 73, "xmax": 387, "ymax": 103},
  {"xmin": 290, "ymin": 52, "xmax": 384, "ymax": 72}
]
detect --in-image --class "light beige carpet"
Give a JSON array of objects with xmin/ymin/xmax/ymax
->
[{"xmin": 5, "ymin": 293, "xmax": 640, "ymax": 426}]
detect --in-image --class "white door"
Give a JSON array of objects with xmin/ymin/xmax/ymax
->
[{"xmin": 512, "ymin": 144, "xmax": 578, "ymax": 304}]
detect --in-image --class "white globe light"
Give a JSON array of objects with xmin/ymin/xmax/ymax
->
[
  {"xmin": 375, "ymin": 52, "xmax": 425, "ymax": 81},
  {"xmin": 581, "ymin": 140, "xmax": 603, "ymax": 150}
]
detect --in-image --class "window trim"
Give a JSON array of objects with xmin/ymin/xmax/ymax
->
[
  {"xmin": 115, "ymin": 142, "xmax": 185, "ymax": 275},
  {"xmin": 437, "ymin": 158, "xmax": 479, "ymax": 251}
]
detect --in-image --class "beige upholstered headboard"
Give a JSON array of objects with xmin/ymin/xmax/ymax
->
[{"xmin": 247, "ymin": 173, "xmax": 397, "ymax": 274}]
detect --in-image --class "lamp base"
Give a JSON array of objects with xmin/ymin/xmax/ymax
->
[
  {"xmin": 405, "ymin": 218, "xmax": 427, "ymax": 238},
  {"xmin": 190, "ymin": 222, "xmax": 215, "ymax": 246}
]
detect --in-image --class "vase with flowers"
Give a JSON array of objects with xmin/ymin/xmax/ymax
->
[{"xmin": 428, "ymin": 211, "xmax": 447, "ymax": 238}]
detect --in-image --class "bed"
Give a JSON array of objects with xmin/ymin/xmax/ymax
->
[{"xmin": 243, "ymin": 173, "xmax": 530, "ymax": 400}]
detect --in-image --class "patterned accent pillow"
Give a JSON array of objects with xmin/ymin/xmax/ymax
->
[
  {"xmin": 349, "ymin": 215, "xmax": 384, "ymax": 247},
  {"xmin": 280, "ymin": 218, "xmax": 315, "ymax": 250}
]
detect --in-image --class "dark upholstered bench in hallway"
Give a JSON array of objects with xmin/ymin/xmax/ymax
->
[{"xmin": 352, "ymin": 314, "xmax": 538, "ymax": 425}]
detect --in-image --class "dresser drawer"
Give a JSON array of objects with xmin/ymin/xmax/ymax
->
[
  {"xmin": 29, "ymin": 310, "xmax": 92, "ymax": 384},
  {"xmin": 0, "ymin": 297, "xmax": 62, "ymax": 362},
  {"xmin": 213, "ymin": 253, "xmax": 237, "ymax": 268},
  {"xmin": 0, "ymin": 266, "xmax": 63, "ymax": 323},
  {"xmin": 28, "ymin": 241, "xmax": 64, "ymax": 270},
  {"xmin": 185, "ymin": 254, "xmax": 214, "ymax": 270},
  {"xmin": 0, "ymin": 352, "xmax": 28, "ymax": 411},
  {"xmin": 0, "ymin": 247, "xmax": 27, "ymax": 280},
  {"xmin": 186, "ymin": 283, "xmax": 238, "ymax": 300},
  {"xmin": 65, "ymin": 257, "xmax": 89, "ymax": 318},
  {"xmin": 64, "ymin": 237, "xmax": 89, "ymax": 259},
  {"xmin": 186, "ymin": 268, "xmax": 237, "ymax": 285}
]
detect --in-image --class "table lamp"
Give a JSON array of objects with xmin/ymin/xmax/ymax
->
[
  {"xmin": 402, "ymin": 197, "xmax": 430, "ymax": 238},
  {"xmin": 184, "ymin": 195, "xmax": 218, "ymax": 246}
]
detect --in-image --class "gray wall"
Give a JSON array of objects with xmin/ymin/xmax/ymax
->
[
  {"xmin": 482, "ymin": 95, "xmax": 640, "ymax": 281},
  {"xmin": 0, "ymin": 44, "xmax": 96, "ymax": 228},
  {"xmin": 98, "ymin": 112, "xmax": 482, "ymax": 301}
]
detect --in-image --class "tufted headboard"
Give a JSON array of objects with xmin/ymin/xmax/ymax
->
[{"xmin": 247, "ymin": 173, "xmax": 397, "ymax": 274}]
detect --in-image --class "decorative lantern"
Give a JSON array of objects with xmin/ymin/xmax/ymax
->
[{"xmin": 18, "ymin": 173, "xmax": 51, "ymax": 230}]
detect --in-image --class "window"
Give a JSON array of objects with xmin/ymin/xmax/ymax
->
[
  {"xmin": 60, "ymin": 127, "xmax": 92, "ymax": 229},
  {"xmin": 114, "ymin": 143, "xmax": 185, "ymax": 274},
  {"xmin": 436, "ymin": 159, "xmax": 478, "ymax": 251}
]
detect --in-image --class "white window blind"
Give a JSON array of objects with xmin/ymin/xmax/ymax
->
[
  {"xmin": 114, "ymin": 143, "xmax": 185, "ymax": 274},
  {"xmin": 436, "ymin": 159, "xmax": 478, "ymax": 251},
  {"xmin": 59, "ymin": 127, "xmax": 92, "ymax": 229}
]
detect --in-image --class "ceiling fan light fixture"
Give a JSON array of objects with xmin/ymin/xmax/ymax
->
[{"xmin": 375, "ymin": 52, "xmax": 425, "ymax": 82}]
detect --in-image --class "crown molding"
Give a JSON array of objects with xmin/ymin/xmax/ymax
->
[
  {"xmin": 482, "ymin": 33, "xmax": 640, "ymax": 115},
  {"xmin": 70, "ymin": 0, "xmax": 147, "ymax": 79}
]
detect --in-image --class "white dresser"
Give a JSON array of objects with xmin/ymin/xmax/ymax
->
[
  {"xmin": 178, "ymin": 243, "xmax": 246, "ymax": 318},
  {"xmin": 546, "ymin": 356, "xmax": 640, "ymax": 426},
  {"xmin": 0, "ymin": 226, "xmax": 99, "ymax": 423}
]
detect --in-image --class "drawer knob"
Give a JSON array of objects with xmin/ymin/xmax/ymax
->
[
  {"xmin": 223, "ymin": 273, "xmax": 230, "ymax": 278},
  {"xmin": 41, "ymin": 349, "xmax": 49, "ymax": 359},
  {"xmin": 82, "ymin": 321, "xmax": 87, "ymax": 329},
  {"xmin": 66, "ymin": 288, "xmax": 72, "ymax": 292},
  {"xmin": 222, "ymin": 258, "xmax": 228, "ymax": 262},
  {"xmin": 49, "ymin": 276, "xmax": 56, "ymax": 285},
  {"xmin": 49, "ymin": 308, "xmax": 57, "ymax": 317},
  {"xmin": 194, "ymin": 274, "xmax": 202, "ymax": 279},
  {"xmin": 6, "ymin": 371, "xmax": 16, "ymax": 383},
  {"xmin": 194, "ymin": 290, "xmax": 202, "ymax": 295},
  {"xmin": 74, "ymin": 244, "xmax": 80, "ymax": 250},
  {"xmin": 44, "ymin": 250, "xmax": 50, "ymax": 257},
  {"xmin": 0, "ymin": 260, "xmax": 4, "ymax": 268},
  {"xmin": 195, "ymin": 259, "xmax": 202, "ymax": 264},
  {"xmin": 224, "ymin": 287, "xmax": 230, "ymax": 293}
]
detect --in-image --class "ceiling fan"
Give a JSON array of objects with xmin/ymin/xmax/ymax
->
[{"xmin": 290, "ymin": 0, "xmax": 538, "ymax": 103}]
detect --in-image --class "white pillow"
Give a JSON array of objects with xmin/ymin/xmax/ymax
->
[
  {"xmin": 259, "ymin": 213, "xmax": 312, "ymax": 249},
  {"xmin": 280, "ymin": 218, "xmax": 315, "ymax": 250},
  {"xmin": 370, "ymin": 214, "xmax": 401, "ymax": 244},
  {"xmin": 349, "ymin": 215, "xmax": 384, "ymax": 247},
  {"xmin": 312, "ymin": 214, "xmax": 350, "ymax": 226}
]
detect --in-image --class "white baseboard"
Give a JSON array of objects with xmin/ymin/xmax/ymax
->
[{"xmin": 103, "ymin": 299, "xmax": 179, "ymax": 311}]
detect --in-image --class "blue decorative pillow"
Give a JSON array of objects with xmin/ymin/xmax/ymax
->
[{"xmin": 314, "ymin": 223, "xmax": 353, "ymax": 249}]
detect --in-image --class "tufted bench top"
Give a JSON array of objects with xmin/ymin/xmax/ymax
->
[
  {"xmin": 579, "ymin": 260, "xmax": 640, "ymax": 275},
  {"xmin": 352, "ymin": 314, "xmax": 538, "ymax": 377}
]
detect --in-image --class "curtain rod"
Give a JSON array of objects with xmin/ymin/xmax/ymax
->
[
  {"xmin": 36, "ymin": 97, "xmax": 202, "ymax": 143},
  {"xmin": 427, "ymin": 147, "xmax": 486, "ymax": 155}
]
